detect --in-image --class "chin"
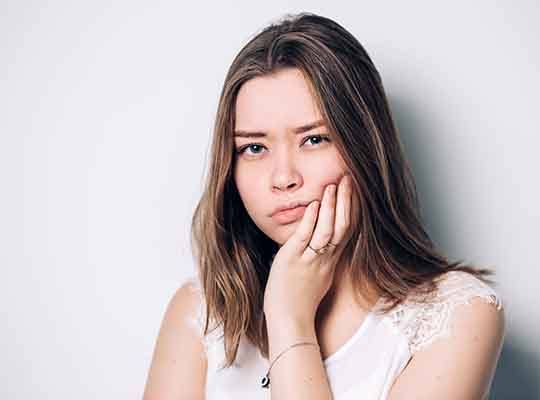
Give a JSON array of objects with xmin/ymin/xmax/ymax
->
[{"xmin": 268, "ymin": 222, "xmax": 298, "ymax": 246}]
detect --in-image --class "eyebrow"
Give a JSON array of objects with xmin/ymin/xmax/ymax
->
[{"xmin": 233, "ymin": 119, "xmax": 326, "ymax": 138}]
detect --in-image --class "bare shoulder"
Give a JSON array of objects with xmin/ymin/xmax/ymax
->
[
  {"xmin": 169, "ymin": 278, "xmax": 206, "ymax": 331},
  {"xmin": 143, "ymin": 278, "xmax": 207, "ymax": 400},
  {"xmin": 388, "ymin": 271, "xmax": 506, "ymax": 399}
]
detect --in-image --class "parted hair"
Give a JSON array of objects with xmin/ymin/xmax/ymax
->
[{"xmin": 190, "ymin": 11, "xmax": 495, "ymax": 368}]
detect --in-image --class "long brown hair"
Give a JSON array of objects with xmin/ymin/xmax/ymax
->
[{"xmin": 190, "ymin": 12, "xmax": 496, "ymax": 368}]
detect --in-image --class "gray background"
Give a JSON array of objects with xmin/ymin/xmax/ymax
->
[{"xmin": 2, "ymin": 1, "xmax": 538, "ymax": 399}]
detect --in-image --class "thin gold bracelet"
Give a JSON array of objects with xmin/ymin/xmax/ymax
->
[{"xmin": 261, "ymin": 340, "xmax": 319, "ymax": 389}]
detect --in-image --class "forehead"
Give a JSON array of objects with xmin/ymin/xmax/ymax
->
[{"xmin": 234, "ymin": 68, "xmax": 322, "ymax": 133}]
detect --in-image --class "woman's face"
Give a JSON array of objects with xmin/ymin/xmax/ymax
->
[{"xmin": 233, "ymin": 68, "xmax": 349, "ymax": 245}]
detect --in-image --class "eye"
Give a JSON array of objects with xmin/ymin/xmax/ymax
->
[
  {"xmin": 303, "ymin": 134, "xmax": 331, "ymax": 146},
  {"xmin": 236, "ymin": 143, "xmax": 266, "ymax": 156}
]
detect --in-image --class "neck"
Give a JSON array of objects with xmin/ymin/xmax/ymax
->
[{"xmin": 315, "ymin": 262, "xmax": 378, "ymax": 325}]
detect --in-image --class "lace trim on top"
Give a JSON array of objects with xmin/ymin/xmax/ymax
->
[
  {"xmin": 378, "ymin": 270, "xmax": 504, "ymax": 354},
  {"xmin": 186, "ymin": 271, "xmax": 504, "ymax": 356}
]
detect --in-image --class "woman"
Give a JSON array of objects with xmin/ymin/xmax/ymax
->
[{"xmin": 143, "ymin": 12, "xmax": 505, "ymax": 400}]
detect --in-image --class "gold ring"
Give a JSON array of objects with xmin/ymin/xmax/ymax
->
[{"xmin": 308, "ymin": 244, "xmax": 330, "ymax": 255}]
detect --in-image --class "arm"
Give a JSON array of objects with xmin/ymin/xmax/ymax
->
[
  {"xmin": 388, "ymin": 297, "xmax": 506, "ymax": 400},
  {"xmin": 261, "ymin": 176, "xmax": 352, "ymax": 399},
  {"xmin": 143, "ymin": 282, "xmax": 207, "ymax": 400},
  {"xmin": 266, "ymin": 316, "xmax": 332, "ymax": 400}
]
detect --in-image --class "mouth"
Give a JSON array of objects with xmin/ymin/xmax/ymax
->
[{"xmin": 271, "ymin": 205, "xmax": 308, "ymax": 225}]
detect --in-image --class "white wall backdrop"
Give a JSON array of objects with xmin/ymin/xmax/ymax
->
[{"xmin": 2, "ymin": 1, "xmax": 538, "ymax": 399}]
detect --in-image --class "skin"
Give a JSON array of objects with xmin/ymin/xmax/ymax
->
[
  {"xmin": 234, "ymin": 66, "xmax": 355, "ymax": 398},
  {"xmin": 233, "ymin": 68, "xmax": 348, "ymax": 247},
  {"xmin": 233, "ymin": 67, "xmax": 356, "ymax": 322},
  {"xmin": 233, "ymin": 66, "xmax": 378, "ymax": 366}
]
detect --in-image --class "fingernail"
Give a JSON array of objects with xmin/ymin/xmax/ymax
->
[{"xmin": 327, "ymin": 184, "xmax": 336, "ymax": 195}]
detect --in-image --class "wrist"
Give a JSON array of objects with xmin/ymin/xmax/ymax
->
[
  {"xmin": 266, "ymin": 315, "xmax": 315, "ymax": 333},
  {"xmin": 264, "ymin": 308, "xmax": 315, "ymax": 326},
  {"xmin": 266, "ymin": 318, "xmax": 317, "ymax": 353}
]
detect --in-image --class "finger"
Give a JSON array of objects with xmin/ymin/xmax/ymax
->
[
  {"xmin": 330, "ymin": 174, "xmax": 352, "ymax": 246},
  {"xmin": 300, "ymin": 183, "xmax": 337, "ymax": 263},
  {"xmin": 308, "ymin": 183, "xmax": 336, "ymax": 251},
  {"xmin": 285, "ymin": 200, "xmax": 320, "ymax": 255}
]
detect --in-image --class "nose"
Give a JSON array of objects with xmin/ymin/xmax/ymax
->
[{"xmin": 271, "ymin": 147, "xmax": 303, "ymax": 193}]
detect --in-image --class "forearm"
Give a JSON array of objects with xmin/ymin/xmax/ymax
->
[{"xmin": 266, "ymin": 318, "xmax": 333, "ymax": 400}]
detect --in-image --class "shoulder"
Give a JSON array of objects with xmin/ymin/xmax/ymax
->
[
  {"xmin": 143, "ymin": 277, "xmax": 208, "ymax": 399},
  {"xmin": 172, "ymin": 276, "xmax": 207, "ymax": 337},
  {"xmin": 386, "ymin": 271, "xmax": 506, "ymax": 399},
  {"xmin": 386, "ymin": 270, "xmax": 505, "ymax": 355}
]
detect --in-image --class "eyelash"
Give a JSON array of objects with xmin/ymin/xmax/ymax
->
[{"xmin": 235, "ymin": 134, "xmax": 331, "ymax": 157}]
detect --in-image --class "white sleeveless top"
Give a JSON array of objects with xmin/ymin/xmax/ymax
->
[{"xmin": 186, "ymin": 270, "xmax": 503, "ymax": 399}]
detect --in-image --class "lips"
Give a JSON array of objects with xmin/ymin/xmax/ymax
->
[
  {"xmin": 271, "ymin": 205, "xmax": 308, "ymax": 224},
  {"xmin": 270, "ymin": 200, "xmax": 310, "ymax": 217}
]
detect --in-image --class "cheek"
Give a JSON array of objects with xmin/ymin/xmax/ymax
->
[
  {"xmin": 234, "ymin": 170, "xmax": 264, "ymax": 216},
  {"xmin": 306, "ymin": 155, "xmax": 348, "ymax": 186}
]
